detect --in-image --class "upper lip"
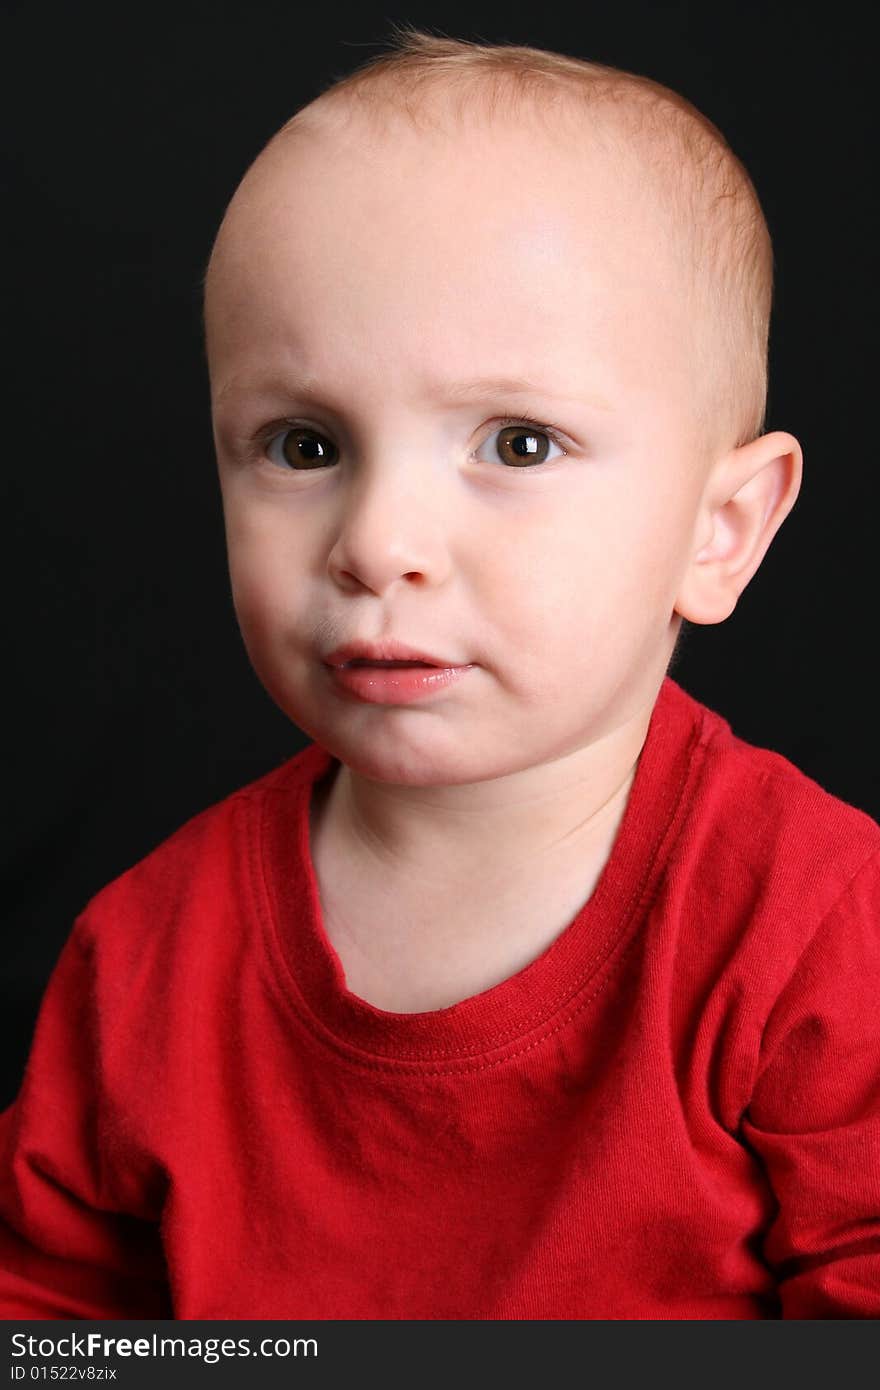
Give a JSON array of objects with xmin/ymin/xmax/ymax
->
[{"xmin": 324, "ymin": 640, "xmax": 464, "ymax": 668}]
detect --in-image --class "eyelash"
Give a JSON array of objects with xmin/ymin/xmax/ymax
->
[{"xmin": 251, "ymin": 414, "xmax": 568, "ymax": 471}]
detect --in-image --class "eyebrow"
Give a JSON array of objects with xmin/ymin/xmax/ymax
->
[
  {"xmin": 440, "ymin": 376, "xmax": 612, "ymax": 411},
  {"xmin": 215, "ymin": 372, "xmax": 611, "ymax": 413}
]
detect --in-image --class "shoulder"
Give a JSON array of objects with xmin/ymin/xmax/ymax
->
[
  {"xmin": 663, "ymin": 678, "xmax": 880, "ymax": 927},
  {"xmin": 52, "ymin": 742, "xmax": 330, "ymax": 1114},
  {"xmin": 655, "ymin": 683, "xmax": 879, "ymax": 1126},
  {"xmin": 71, "ymin": 741, "xmax": 326, "ymax": 959}
]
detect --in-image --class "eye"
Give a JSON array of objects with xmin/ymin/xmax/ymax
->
[
  {"xmin": 265, "ymin": 425, "xmax": 338, "ymax": 470},
  {"xmin": 477, "ymin": 420, "xmax": 567, "ymax": 469}
]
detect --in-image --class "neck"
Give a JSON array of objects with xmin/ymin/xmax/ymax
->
[{"xmin": 318, "ymin": 696, "xmax": 655, "ymax": 894}]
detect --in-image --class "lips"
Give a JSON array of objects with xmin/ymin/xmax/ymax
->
[
  {"xmin": 324, "ymin": 641, "xmax": 462, "ymax": 669},
  {"xmin": 346, "ymin": 658, "xmax": 433, "ymax": 668},
  {"xmin": 325, "ymin": 654, "xmax": 475, "ymax": 704}
]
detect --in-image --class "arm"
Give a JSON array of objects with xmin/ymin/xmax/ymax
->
[
  {"xmin": 739, "ymin": 851, "xmax": 880, "ymax": 1317},
  {"xmin": 0, "ymin": 922, "xmax": 172, "ymax": 1317}
]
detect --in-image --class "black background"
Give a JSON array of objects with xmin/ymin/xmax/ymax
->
[{"xmin": 1, "ymin": 1, "xmax": 876, "ymax": 1109}]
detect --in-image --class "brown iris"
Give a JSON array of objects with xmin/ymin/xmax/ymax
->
[
  {"xmin": 495, "ymin": 425, "xmax": 552, "ymax": 467},
  {"xmin": 280, "ymin": 428, "xmax": 338, "ymax": 469}
]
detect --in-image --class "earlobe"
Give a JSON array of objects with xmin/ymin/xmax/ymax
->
[{"xmin": 674, "ymin": 430, "xmax": 803, "ymax": 626}]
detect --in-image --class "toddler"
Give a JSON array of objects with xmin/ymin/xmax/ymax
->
[{"xmin": 1, "ymin": 27, "xmax": 878, "ymax": 1319}]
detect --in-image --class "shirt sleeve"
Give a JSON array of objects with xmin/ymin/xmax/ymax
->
[
  {"xmin": 739, "ymin": 850, "xmax": 880, "ymax": 1318},
  {"xmin": 0, "ymin": 918, "xmax": 173, "ymax": 1318}
]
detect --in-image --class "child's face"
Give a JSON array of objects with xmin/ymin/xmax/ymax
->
[{"xmin": 206, "ymin": 115, "xmax": 710, "ymax": 785}]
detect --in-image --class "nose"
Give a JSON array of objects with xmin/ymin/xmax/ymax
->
[{"xmin": 326, "ymin": 460, "xmax": 452, "ymax": 596}]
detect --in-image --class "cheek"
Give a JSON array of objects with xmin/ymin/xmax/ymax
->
[
  {"xmin": 483, "ymin": 484, "xmax": 684, "ymax": 653},
  {"xmin": 223, "ymin": 514, "xmax": 301, "ymax": 643}
]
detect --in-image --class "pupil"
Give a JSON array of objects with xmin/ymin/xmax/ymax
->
[
  {"xmin": 282, "ymin": 429, "xmax": 333, "ymax": 468},
  {"xmin": 513, "ymin": 432, "xmax": 538, "ymax": 456},
  {"xmin": 500, "ymin": 425, "xmax": 548, "ymax": 465}
]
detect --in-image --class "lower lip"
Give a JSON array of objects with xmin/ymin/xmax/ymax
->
[{"xmin": 325, "ymin": 662, "xmax": 475, "ymax": 704}]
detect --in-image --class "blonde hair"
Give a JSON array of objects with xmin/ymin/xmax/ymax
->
[{"xmin": 271, "ymin": 24, "xmax": 774, "ymax": 455}]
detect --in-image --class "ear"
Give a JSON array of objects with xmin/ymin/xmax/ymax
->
[{"xmin": 674, "ymin": 430, "xmax": 803, "ymax": 625}]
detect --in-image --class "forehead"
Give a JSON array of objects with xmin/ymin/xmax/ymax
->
[{"xmin": 205, "ymin": 112, "xmax": 691, "ymax": 412}]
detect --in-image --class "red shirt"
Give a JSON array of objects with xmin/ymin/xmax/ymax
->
[{"xmin": 1, "ymin": 676, "xmax": 878, "ymax": 1319}]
